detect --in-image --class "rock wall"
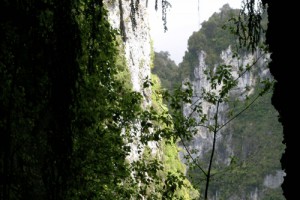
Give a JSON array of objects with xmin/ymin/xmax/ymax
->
[
  {"xmin": 105, "ymin": 0, "xmax": 156, "ymax": 161},
  {"xmin": 180, "ymin": 46, "xmax": 285, "ymax": 199},
  {"xmin": 180, "ymin": 47, "xmax": 269, "ymax": 164}
]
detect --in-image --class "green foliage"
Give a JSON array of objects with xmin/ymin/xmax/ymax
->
[
  {"xmin": 145, "ymin": 72, "xmax": 199, "ymax": 199},
  {"xmin": 152, "ymin": 51, "xmax": 180, "ymax": 92},
  {"xmin": 162, "ymin": 63, "xmax": 284, "ymax": 199},
  {"xmin": 235, "ymin": 0, "xmax": 268, "ymax": 52},
  {"xmin": 0, "ymin": 0, "xmax": 81, "ymax": 198},
  {"xmin": 68, "ymin": 1, "xmax": 149, "ymax": 199},
  {"xmin": 179, "ymin": 4, "xmax": 241, "ymax": 80},
  {"xmin": 178, "ymin": 3, "xmax": 268, "ymax": 82},
  {"xmin": 150, "ymin": 39, "xmax": 156, "ymax": 70},
  {"xmin": 0, "ymin": 0, "xmax": 155, "ymax": 199},
  {"xmin": 160, "ymin": 140, "xmax": 200, "ymax": 200},
  {"xmin": 186, "ymin": 90, "xmax": 285, "ymax": 199},
  {"xmin": 115, "ymin": 36, "xmax": 133, "ymax": 89}
]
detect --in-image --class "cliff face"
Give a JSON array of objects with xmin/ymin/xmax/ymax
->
[
  {"xmin": 105, "ymin": 0, "xmax": 152, "ymax": 101},
  {"xmin": 181, "ymin": 47, "xmax": 269, "ymax": 162},
  {"xmin": 104, "ymin": 3, "xmax": 201, "ymax": 199},
  {"xmin": 105, "ymin": 0, "xmax": 156, "ymax": 161},
  {"xmin": 180, "ymin": 46, "xmax": 285, "ymax": 199}
]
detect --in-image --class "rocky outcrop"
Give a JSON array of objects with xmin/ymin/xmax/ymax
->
[
  {"xmin": 264, "ymin": 170, "xmax": 286, "ymax": 189},
  {"xmin": 180, "ymin": 46, "xmax": 284, "ymax": 199},
  {"xmin": 180, "ymin": 47, "xmax": 270, "ymax": 163},
  {"xmin": 105, "ymin": 0, "xmax": 156, "ymax": 161}
]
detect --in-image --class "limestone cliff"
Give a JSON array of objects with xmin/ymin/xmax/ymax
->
[
  {"xmin": 105, "ymin": 0, "xmax": 155, "ymax": 162},
  {"xmin": 180, "ymin": 46, "xmax": 285, "ymax": 199},
  {"xmin": 105, "ymin": 0, "xmax": 152, "ymax": 103}
]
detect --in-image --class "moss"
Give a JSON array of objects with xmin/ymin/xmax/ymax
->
[
  {"xmin": 114, "ymin": 35, "xmax": 132, "ymax": 89},
  {"xmin": 149, "ymin": 70, "xmax": 200, "ymax": 199},
  {"xmin": 150, "ymin": 39, "xmax": 155, "ymax": 69}
]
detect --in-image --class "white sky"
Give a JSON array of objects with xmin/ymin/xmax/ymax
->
[{"xmin": 148, "ymin": 0, "xmax": 242, "ymax": 65}]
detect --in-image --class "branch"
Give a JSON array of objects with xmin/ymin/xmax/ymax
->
[
  {"xmin": 233, "ymin": 51, "xmax": 265, "ymax": 84},
  {"xmin": 217, "ymin": 92, "xmax": 261, "ymax": 132},
  {"xmin": 178, "ymin": 135, "xmax": 207, "ymax": 176}
]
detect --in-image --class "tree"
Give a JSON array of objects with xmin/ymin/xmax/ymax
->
[
  {"xmin": 162, "ymin": 48, "xmax": 277, "ymax": 199},
  {"xmin": 152, "ymin": 3, "xmax": 284, "ymax": 199},
  {"xmin": 152, "ymin": 51, "xmax": 179, "ymax": 93},
  {"xmin": 0, "ymin": 0, "xmax": 81, "ymax": 198}
]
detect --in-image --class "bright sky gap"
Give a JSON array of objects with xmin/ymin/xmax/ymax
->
[{"xmin": 149, "ymin": 0, "xmax": 242, "ymax": 65}]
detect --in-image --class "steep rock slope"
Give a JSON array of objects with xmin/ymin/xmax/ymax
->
[
  {"xmin": 104, "ymin": 1, "xmax": 199, "ymax": 199},
  {"xmin": 153, "ymin": 4, "xmax": 285, "ymax": 199},
  {"xmin": 180, "ymin": 47, "xmax": 285, "ymax": 200},
  {"xmin": 105, "ymin": 0, "xmax": 154, "ymax": 161}
]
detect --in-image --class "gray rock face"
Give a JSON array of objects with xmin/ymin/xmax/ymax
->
[
  {"xmin": 105, "ymin": 0, "xmax": 156, "ymax": 162},
  {"xmin": 180, "ymin": 47, "xmax": 270, "ymax": 164},
  {"xmin": 264, "ymin": 170, "xmax": 286, "ymax": 189},
  {"xmin": 180, "ymin": 46, "xmax": 282, "ymax": 199},
  {"xmin": 105, "ymin": 0, "xmax": 152, "ymax": 97}
]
